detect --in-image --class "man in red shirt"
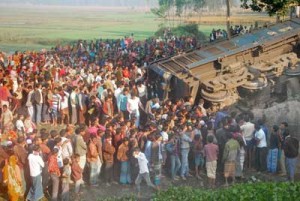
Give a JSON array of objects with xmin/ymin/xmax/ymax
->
[{"xmin": 48, "ymin": 148, "xmax": 60, "ymax": 201}]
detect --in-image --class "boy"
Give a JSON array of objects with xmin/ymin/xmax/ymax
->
[
  {"xmin": 204, "ymin": 135, "xmax": 219, "ymax": 188},
  {"xmin": 71, "ymin": 154, "xmax": 83, "ymax": 199},
  {"xmin": 61, "ymin": 158, "xmax": 71, "ymax": 201},
  {"xmin": 193, "ymin": 134, "xmax": 204, "ymax": 180},
  {"xmin": 133, "ymin": 147, "xmax": 157, "ymax": 198}
]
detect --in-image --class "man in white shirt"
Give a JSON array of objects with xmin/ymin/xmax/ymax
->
[
  {"xmin": 133, "ymin": 148, "xmax": 156, "ymax": 197},
  {"xmin": 127, "ymin": 93, "xmax": 144, "ymax": 128},
  {"xmin": 254, "ymin": 123, "xmax": 267, "ymax": 172},
  {"xmin": 240, "ymin": 116, "xmax": 255, "ymax": 169},
  {"xmin": 70, "ymin": 87, "xmax": 79, "ymax": 125},
  {"xmin": 26, "ymin": 85, "xmax": 35, "ymax": 122},
  {"xmin": 26, "ymin": 145, "xmax": 45, "ymax": 201}
]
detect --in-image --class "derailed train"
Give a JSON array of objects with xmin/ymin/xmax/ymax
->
[{"xmin": 148, "ymin": 18, "xmax": 300, "ymax": 110}]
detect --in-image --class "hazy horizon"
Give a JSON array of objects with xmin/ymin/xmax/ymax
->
[{"xmin": 0, "ymin": 0, "xmax": 158, "ymax": 7}]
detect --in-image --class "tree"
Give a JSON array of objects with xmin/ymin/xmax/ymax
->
[{"xmin": 241, "ymin": 0, "xmax": 300, "ymax": 17}]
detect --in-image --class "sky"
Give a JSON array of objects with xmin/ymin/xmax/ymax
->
[{"xmin": 0, "ymin": 0, "xmax": 158, "ymax": 7}]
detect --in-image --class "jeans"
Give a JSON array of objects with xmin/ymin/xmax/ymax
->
[
  {"xmin": 61, "ymin": 182, "xmax": 69, "ymax": 201},
  {"xmin": 170, "ymin": 155, "xmax": 181, "ymax": 179},
  {"xmin": 285, "ymin": 157, "xmax": 298, "ymax": 181},
  {"xmin": 35, "ymin": 104, "xmax": 42, "ymax": 124},
  {"xmin": 26, "ymin": 174, "xmax": 44, "ymax": 201},
  {"xmin": 180, "ymin": 148, "xmax": 190, "ymax": 177},
  {"xmin": 105, "ymin": 162, "xmax": 114, "ymax": 183},
  {"xmin": 135, "ymin": 172, "xmax": 155, "ymax": 192},
  {"xmin": 90, "ymin": 158, "xmax": 101, "ymax": 185},
  {"xmin": 120, "ymin": 161, "xmax": 131, "ymax": 184},
  {"xmin": 50, "ymin": 174, "xmax": 59, "ymax": 201},
  {"xmin": 74, "ymin": 180, "xmax": 81, "ymax": 194}
]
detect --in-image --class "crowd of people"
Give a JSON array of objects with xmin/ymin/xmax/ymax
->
[
  {"xmin": 0, "ymin": 33, "xmax": 298, "ymax": 201},
  {"xmin": 209, "ymin": 24, "xmax": 255, "ymax": 42}
]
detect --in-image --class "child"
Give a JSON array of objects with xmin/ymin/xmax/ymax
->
[
  {"xmin": 71, "ymin": 154, "xmax": 83, "ymax": 199},
  {"xmin": 133, "ymin": 147, "xmax": 157, "ymax": 198},
  {"xmin": 204, "ymin": 135, "xmax": 219, "ymax": 188},
  {"xmin": 193, "ymin": 134, "xmax": 204, "ymax": 180},
  {"xmin": 61, "ymin": 158, "xmax": 71, "ymax": 201}
]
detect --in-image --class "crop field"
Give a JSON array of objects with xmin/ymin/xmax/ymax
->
[{"xmin": 0, "ymin": 5, "xmax": 275, "ymax": 52}]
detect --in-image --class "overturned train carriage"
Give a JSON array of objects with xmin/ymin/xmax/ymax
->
[{"xmin": 148, "ymin": 18, "xmax": 300, "ymax": 110}]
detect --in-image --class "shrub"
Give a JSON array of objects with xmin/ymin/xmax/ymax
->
[{"xmin": 153, "ymin": 182, "xmax": 300, "ymax": 201}]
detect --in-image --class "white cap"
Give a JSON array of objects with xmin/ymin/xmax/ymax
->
[{"xmin": 199, "ymin": 120, "xmax": 205, "ymax": 126}]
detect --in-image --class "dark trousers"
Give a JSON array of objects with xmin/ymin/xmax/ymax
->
[
  {"xmin": 255, "ymin": 147, "xmax": 268, "ymax": 172},
  {"xmin": 105, "ymin": 162, "xmax": 114, "ymax": 183},
  {"xmin": 50, "ymin": 174, "xmax": 59, "ymax": 201}
]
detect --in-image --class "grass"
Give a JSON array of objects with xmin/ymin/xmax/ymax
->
[{"xmin": 0, "ymin": 5, "xmax": 275, "ymax": 52}]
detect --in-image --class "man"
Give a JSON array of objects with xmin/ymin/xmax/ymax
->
[
  {"xmin": 180, "ymin": 125, "xmax": 194, "ymax": 180},
  {"xmin": 70, "ymin": 87, "xmax": 79, "ymax": 125},
  {"xmin": 127, "ymin": 92, "xmax": 144, "ymax": 128},
  {"xmin": 204, "ymin": 135, "xmax": 219, "ymax": 188},
  {"xmin": 48, "ymin": 148, "xmax": 61, "ymax": 201},
  {"xmin": 1, "ymin": 104, "xmax": 13, "ymax": 132},
  {"xmin": 279, "ymin": 122, "xmax": 289, "ymax": 176},
  {"xmin": 240, "ymin": 115, "xmax": 255, "ymax": 169},
  {"xmin": 117, "ymin": 88, "xmax": 130, "ymax": 120},
  {"xmin": 103, "ymin": 134, "xmax": 115, "ymax": 186},
  {"xmin": 223, "ymin": 133, "xmax": 240, "ymax": 186},
  {"xmin": 215, "ymin": 118, "xmax": 229, "ymax": 174},
  {"xmin": 33, "ymin": 83, "xmax": 43, "ymax": 124},
  {"xmin": 26, "ymin": 85, "xmax": 35, "ymax": 122},
  {"xmin": 60, "ymin": 88, "xmax": 70, "ymax": 125},
  {"xmin": 0, "ymin": 80, "xmax": 12, "ymax": 108},
  {"xmin": 133, "ymin": 147, "xmax": 156, "ymax": 198},
  {"xmin": 254, "ymin": 123, "xmax": 267, "ymax": 172},
  {"xmin": 117, "ymin": 137, "xmax": 131, "ymax": 184},
  {"xmin": 26, "ymin": 145, "xmax": 45, "ymax": 201},
  {"xmin": 75, "ymin": 126, "xmax": 87, "ymax": 171},
  {"xmin": 51, "ymin": 87, "xmax": 61, "ymax": 126},
  {"xmin": 60, "ymin": 130, "xmax": 73, "ymax": 160},
  {"xmin": 284, "ymin": 133, "xmax": 299, "ymax": 182},
  {"xmin": 87, "ymin": 135, "xmax": 101, "ymax": 186}
]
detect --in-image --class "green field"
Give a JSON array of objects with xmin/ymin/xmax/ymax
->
[
  {"xmin": 0, "ymin": 6, "xmax": 159, "ymax": 52},
  {"xmin": 0, "ymin": 5, "xmax": 227, "ymax": 52},
  {"xmin": 0, "ymin": 5, "xmax": 275, "ymax": 53}
]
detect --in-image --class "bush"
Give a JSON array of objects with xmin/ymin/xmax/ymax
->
[
  {"xmin": 153, "ymin": 182, "xmax": 300, "ymax": 201},
  {"xmin": 154, "ymin": 24, "xmax": 206, "ymax": 41}
]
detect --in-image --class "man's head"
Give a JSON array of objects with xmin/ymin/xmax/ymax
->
[
  {"xmin": 207, "ymin": 135, "xmax": 214, "ymax": 144},
  {"xmin": 280, "ymin": 122, "xmax": 288, "ymax": 129}
]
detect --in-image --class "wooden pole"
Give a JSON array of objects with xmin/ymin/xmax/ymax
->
[{"xmin": 226, "ymin": 0, "xmax": 231, "ymax": 40}]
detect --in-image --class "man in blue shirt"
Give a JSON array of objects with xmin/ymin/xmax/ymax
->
[{"xmin": 117, "ymin": 88, "xmax": 130, "ymax": 120}]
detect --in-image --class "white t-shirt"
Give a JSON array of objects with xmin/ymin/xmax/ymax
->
[
  {"xmin": 28, "ymin": 153, "xmax": 44, "ymax": 177},
  {"xmin": 127, "ymin": 97, "xmax": 140, "ymax": 114},
  {"xmin": 16, "ymin": 119, "xmax": 25, "ymax": 131},
  {"xmin": 241, "ymin": 122, "xmax": 255, "ymax": 141},
  {"xmin": 60, "ymin": 92, "xmax": 69, "ymax": 110},
  {"xmin": 137, "ymin": 84, "xmax": 146, "ymax": 97},
  {"xmin": 135, "ymin": 152, "xmax": 149, "ymax": 174},
  {"xmin": 255, "ymin": 129, "xmax": 267, "ymax": 148}
]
